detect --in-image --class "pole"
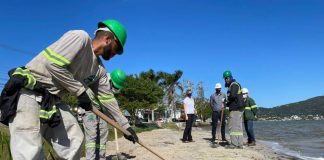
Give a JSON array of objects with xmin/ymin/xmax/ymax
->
[
  {"xmin": 114, "ymin": 128, "xmax": 120, "ymax": 160},
  {"xmin": 218, "ymin": 108, "xmax": 224, "ymax": 144},
  {"xmin": 91, "ymin": 107, "xmax": 166, "ymax": 160}
]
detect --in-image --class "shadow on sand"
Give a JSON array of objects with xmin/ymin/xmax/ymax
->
[{"xmin": 106, "ymin": 152, "xmax": 136, "ymax": 160}]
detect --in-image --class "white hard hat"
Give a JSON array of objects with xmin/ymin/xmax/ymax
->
[
  {"xmin": 241, "ymin": 88, "xmax": 249, "ymax": 94},
  {"xmin": 215, "ymin": 83, "xmax": 222, "ymax": 89}
]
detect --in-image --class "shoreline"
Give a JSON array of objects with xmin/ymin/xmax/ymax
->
[{"xmin": 105, "ymin": 127, "xmax": 295, "ymax": 160}]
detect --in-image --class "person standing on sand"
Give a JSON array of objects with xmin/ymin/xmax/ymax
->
[
  {"xmin": 209, "ymin": 83, "xmax": 227, "ymax": 143},
  {"xmin": 242, "ymin": 88, "xmax": 258, "ymax": 146},
  {"xmin": 182, "ymin": 89, "xmax": 196, "ymax": 143},
  {"xmin": 223, "ymin": 70, "xmax": 244, "ymax": 149}
]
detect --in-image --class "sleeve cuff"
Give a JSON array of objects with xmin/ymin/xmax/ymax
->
[
  {"xmin": 122, "ymin": 123, "xmax": 130, "ymax": 129},
  {"xmin": 76, "ymin": 87, "xmax": 86, "ymax": 96}
]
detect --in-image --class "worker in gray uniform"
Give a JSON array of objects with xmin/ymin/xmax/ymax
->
[
  {"xmin": 4, "ymin": 19, "xmax": 137, "ymax": 159},
  {"xmin": 81, "ymin": 69, "xmax": 137, "ymax": 160}
]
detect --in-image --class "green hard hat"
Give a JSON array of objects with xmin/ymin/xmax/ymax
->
[
  {"xmin": 98, "ymin": 19, "xmax": 127, "ymax": 54},
  {"xmin": 223, "ymin": 70, "xmax": 232, "ymax": 79},
  {"xmin": 110, "ymin": 69, "xmax": 126, "ymax": 89}
]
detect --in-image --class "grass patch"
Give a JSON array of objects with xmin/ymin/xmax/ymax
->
[
  {"xmin": 0, "ymin": 124, "xmax": 12, "ymax": 160},
  {"xmin": 0, "ymin": 124, "xmax": 61, "ymax": 160}
]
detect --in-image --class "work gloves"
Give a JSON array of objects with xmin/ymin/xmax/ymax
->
[
  {"xmin": 77, "ymin": 91, "xmax": 93, "ymax": 111},
  {"xmin": 124, "ymin": 127, "xmax": 138, "ymax": 144}
]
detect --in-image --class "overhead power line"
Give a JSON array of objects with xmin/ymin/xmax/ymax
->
[{"xmin": 0, "ymin": 43, "xmax": 35, "ymax": 56}]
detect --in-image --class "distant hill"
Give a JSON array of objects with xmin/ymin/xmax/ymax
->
[{"xmin": 258, "ymin": 96, "xmax": 324, "ymax": 120}]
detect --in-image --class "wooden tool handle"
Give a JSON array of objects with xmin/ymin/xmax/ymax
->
[{"xmin": 91, "ymin": 107, "xmax": 166, "ymax": 160}]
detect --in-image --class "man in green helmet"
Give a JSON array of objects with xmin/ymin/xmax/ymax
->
[
  {"xmin": 80, "ymin": 69, "xmax": 138, "ymax": 160},
  {"xmin": 3, "ymin": 19, "xmax": 137, "ymax": 159},
  {"xmin": 223, "ymin": 70, "xmax": 244, "ymax": 149},
  {"xmin": 77, "ymin": 20, "xmax": 138, "ymax": 160}
]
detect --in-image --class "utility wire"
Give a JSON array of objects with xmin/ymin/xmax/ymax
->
[{"xmin": 0, "ymin": 43, "xmax": 35, "ymax": 56}]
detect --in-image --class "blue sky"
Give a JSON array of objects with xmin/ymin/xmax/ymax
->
[{"xmin": 0, "ymin": 0, "xmax": 324, "ymax": 108}]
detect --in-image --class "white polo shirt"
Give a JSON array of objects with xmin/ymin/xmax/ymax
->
[{"xmin": 183, "ymin": 97, "xmax": 195, "ymax": 114}]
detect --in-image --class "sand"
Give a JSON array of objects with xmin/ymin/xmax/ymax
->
[{"xmin": 105, "ymin": 127, "xmax": 293, "ymax": 160}]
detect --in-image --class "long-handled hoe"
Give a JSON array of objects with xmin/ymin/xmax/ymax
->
[
  {"xmin": 217, "ymin": 108, "xmax": 224, "ymax": 145},
  {"xmin": 91, "ymin": 107, "xmax": 166, "ymax": 160}
]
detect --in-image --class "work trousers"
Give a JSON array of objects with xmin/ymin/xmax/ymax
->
[
  {"xmin": 182, "ymin": 114, "xmax": 195, "ymax": 141},
  {"xmin": 228, "ymin": 111, "xmax": 243, "ymax": 147},
  {"xmin": 244, "ymin": 120, "xmax": 255, "ymax": 142},
  {"xmin": 82, "ymin": 111, "xmax": 108, "ymax": 160},
  {"xmin": 211, "ymin": 111, "xmax": 226, "ymax": 141},
  {"xmin": 9, "ymin": 89, "xmax": 84, "ymax": 160}
]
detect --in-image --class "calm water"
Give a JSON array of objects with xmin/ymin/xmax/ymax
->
[{"xmin": 254, "ymin": 120, "xmax": 324, "ymax": 160}]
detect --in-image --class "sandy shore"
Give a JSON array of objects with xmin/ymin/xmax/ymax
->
[{"xmin": 105, "ymin": 126, "xmax": 293, "ymax": 160}]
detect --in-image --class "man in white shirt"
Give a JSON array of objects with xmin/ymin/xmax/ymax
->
[{"xmin": 182, "ymin": 89, "xmax": 196, "ymax": 143}]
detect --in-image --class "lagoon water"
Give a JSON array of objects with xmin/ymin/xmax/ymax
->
[{"xmin": 254, "ymin": 120, "xmax": 324, "ymax": 160}]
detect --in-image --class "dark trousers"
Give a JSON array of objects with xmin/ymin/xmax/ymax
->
[
  {"xmin": 182, "ymin": 114, "xmax": 195, "ymax": 141},
  {"xmin": 244, "ymin": 120, "xmax": 255, "ymax": 142},
  {"xmin": 211, "ymin": 111, "xmax": 226, "ymax": 140}
]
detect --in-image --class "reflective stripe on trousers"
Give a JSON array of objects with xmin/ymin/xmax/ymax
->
[
  {"xmin": 9, "ymin": 89, "xmax": 84, "ymax": 160},
  {"xmin": 228, "ymin": 110, "xmax": 244, "ymax": 147},
  {"xmin": 85, "ymin": 142, "xmax": 106, "ymax": 150},
  {"xmin": 82, "ymin": 111, "xmax": 108, "ymax": 160}
]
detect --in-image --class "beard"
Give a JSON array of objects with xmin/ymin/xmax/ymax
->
[{"xmin": 102, "ymin": 43, "xmax": 113, "ymax": 60}]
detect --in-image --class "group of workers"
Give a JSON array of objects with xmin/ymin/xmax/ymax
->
[
  {"xmin": 182, "ymin": 70, "xmax": 258, "ymax": 149},
  {"xmin": 0, "ymin": 18, "xmax": 258, "ymax": 160},
  {"xmin": 210, "ymin": 70, "xmax": 258, "ymax": 149}
]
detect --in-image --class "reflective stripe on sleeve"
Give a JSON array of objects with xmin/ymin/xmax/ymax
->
[
  {"xmin": 42, "ymin": 47, "xmax": 71, "ymax": 67},
  {"xmin": 97, "ymin": 94, "xmax": 116, "ymax": 103},
  {"xmin": 39, "ymin": 105, "xmax": 57, "ymax": 119},
  {"xmin": 12, "ymin": 67, "xmax": 36, "ymax": 90}
]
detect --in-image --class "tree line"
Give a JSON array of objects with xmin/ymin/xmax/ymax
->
[
  {"xmin": 258, "ymin": 96, "xmax": 324, "ymax": 119},
  {"xmin": 62, "ymin": 69, "xmax": 218, "ymax": 123}
]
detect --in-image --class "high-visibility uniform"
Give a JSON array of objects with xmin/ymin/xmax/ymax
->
[
  {"xmin": 243, "ymin": 97, "xmax": 258, "ymax": 143},
  {"xmin": 9, "ymin": 89, "xmax": 84, "ymax": 159},
  {"xmin": 80, "ymin": 73, "xmax": 125, "ymax": 160},
  {"xmin": 228, "ymin": 110, "xmax": 243, "ymax": 146},
  {"xmin": 82, "ymin": 110, "xmax": 108, "ymax": 160},
  {"xmin": 9, "ymin": 30, "xmax": 130, "ymax": 159},
  {"xmin": 243, "ymin": 97, "xmax": 257, "ymax": 121},
  {"xmin": 226, "ymin": 80, "xmax": 244, "ymax": 147}
]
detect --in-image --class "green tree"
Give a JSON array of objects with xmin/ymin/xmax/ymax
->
[
  {"xmin": 194, "ymin": 82, "xmax": 212, "ymax": 121},
  {"xmin": 157, "ymin": 70, "xmax": 183, "ymax": 119},
  {"xmin": 116, "ymin": 71, "xmax": 164, "ymax": 124}
]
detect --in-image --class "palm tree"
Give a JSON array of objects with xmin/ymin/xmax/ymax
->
[
  {"xmin": 139, "ymin": 69, "xmax": 160, "ymax": 82},
  {"xmin": 157, "ymin": 70, "xmax": 183, "ymax": 119}
]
